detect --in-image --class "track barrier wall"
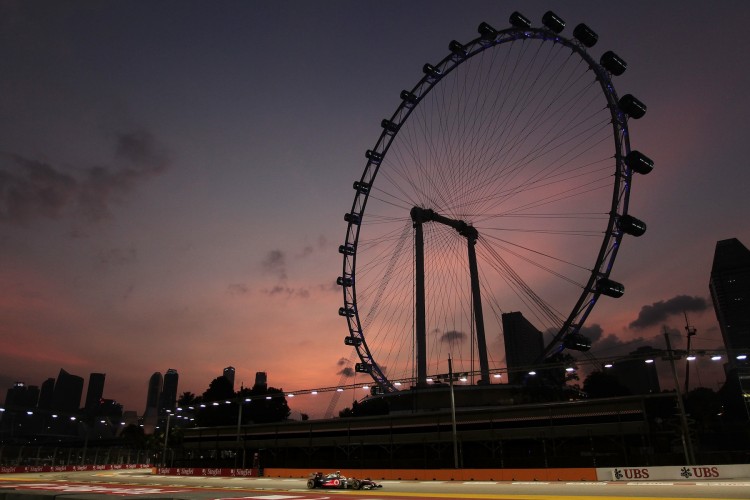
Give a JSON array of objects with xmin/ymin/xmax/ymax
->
[
  {"xmin": 4, "ymin": 464, "xmax": 749, "ymax": 481},
  {"xmin": 0, "ymin": 464, "xmax": 151, "ymax": 474},
  {"xmin": 264, "ymin": 467, "xmax": 597, "ymax": 481},
  {"xmin": 595, "ymin": 464, "xmax": 750, "ymax": 481}
]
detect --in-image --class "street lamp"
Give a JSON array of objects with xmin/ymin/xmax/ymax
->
[
  {"xmin": 162, "ymin": 412, "xmax": 173, "ymax": 468},
  {"xmin": 663, "ymin": 328, "xmax": 695, "ymax": 465},
  {"xmin": 236, "ymin": 397, "xmax": 252, "ymax": 469},
  {"xmin": 448, "ymin": 354, "xmax": 459, "ymax": 469}
]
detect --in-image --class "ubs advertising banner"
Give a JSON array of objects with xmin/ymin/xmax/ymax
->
[{"xmin": 597, "ymin": 464, "xmax": 750, "ymax": 481}]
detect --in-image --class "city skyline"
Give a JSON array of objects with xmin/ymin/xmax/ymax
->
[{"xmin": 1, "ymin": 1, "xmax": 749, "ymax": 417}]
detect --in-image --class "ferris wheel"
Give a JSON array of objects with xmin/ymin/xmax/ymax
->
[{"xmin": 338, "ymin": 11, "xmax": 653, "ymax": 392}]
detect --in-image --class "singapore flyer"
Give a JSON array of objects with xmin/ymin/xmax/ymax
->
[{"xmin": 338, "ymin": 11, "xmax": 652, "ymax": 392}]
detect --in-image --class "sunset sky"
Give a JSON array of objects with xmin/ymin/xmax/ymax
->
[{"xmin": 1, "ymin": 1, "xmax": 749, "ymax": 419}]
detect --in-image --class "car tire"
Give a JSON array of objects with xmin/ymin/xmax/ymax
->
[
  {"xmin": 307, "ymin": 479, "xmax": 316, "ymax": 489},
  {"xmin": 350, "ymin": 479, "xmax": 360, "ymax": 490}
]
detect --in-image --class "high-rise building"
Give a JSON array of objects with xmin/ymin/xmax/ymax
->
[
  {"xmin": 38, "ymin": 378, "xmax": 55, "ymax": 409},
  {"xmin": 223, "ymin": 366, "xmax": 236, "ymax": 391},
  {"xmin": 4, "ymin": 382, "xmax": 38, "ymax": 409},
  {"xmin": 85, "ymin": 373, "xmax": 106, "ymax": 411},
  {"xmin": 501, "ymin": 312, "xmax": 544, "ymax": 384},
  {"xmin": 254, "ymin": 372, "xmax": 267, "ymax": 391},
  {"xmin": 52, "ymin": 369, "xmax": 84, "ymax": 412},
  {"xmin": 709, "ymin": 238, "xmax": 750, "ymax": 419},
  {"xmin": 161, "ymin": 369, "xmax": 179, "ymax": 413},
  {"xmin": 144, "ymin": 371, "xmax": 163, "ymax": 418},
  {"xmin": 610, "ymin": 346, "xmax": 661, "ymax": 395},
  {"xmin": 709, "ymin": 238, "xmax": 750, "ymax": 360}
]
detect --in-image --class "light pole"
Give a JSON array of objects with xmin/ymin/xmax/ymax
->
[
  {"xmin": 663, "ymin": 328, "xmax": 695, "ymax": 465},
  {"xmin": 162, "ymin": 412, "xmax": 173, "ymax": 468},
  {"xmin": 235, "ymin": 397, "xmax": 251, "ymax": 469},
  {"xmin": 684, "ymin": 313, "xmax": 697, "ymax": 394},
  {"xmin": 448, "ymin": 355, "xmax": 459, "ymax": 469}
]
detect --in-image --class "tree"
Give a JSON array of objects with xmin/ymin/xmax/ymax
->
[
  {"xmin": 121, "ymin": 424, "xmax": 146, "ymax": 449},
  {"xmin": 582, "ymin": 370, "xmax": 631, "ymax": 398},
  {"xmin": 202, "ymin": 376, "xmax": 235, "ymax": 402},
  {"xmin": 195, "ymin": 377, "xmax": 237, "ymax": 426},
  {"xmin": 686, "ymin": 387, "xmax": 722, "ymax": 430},
  {"xmin": 244, "ymin": 386, "xmax": 291, "ymax": 423},
  {"xmin": 538, "ymin": 352, "xmax": 579, "ymax": 387},
  {"xmin": 178, "ymin": 391, "xmax": 198, "ymax": 406}
]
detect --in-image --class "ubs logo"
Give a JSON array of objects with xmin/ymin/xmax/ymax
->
[
  {"xmin": 692, "ymin": 467, "xmax": 720, "ymax": 478},
  {"xmin": 614, "ymin": 468, "xmax": 649, "ymax": 480}
]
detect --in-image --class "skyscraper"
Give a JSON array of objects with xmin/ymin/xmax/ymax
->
[
  {"xmin": 710, "ymin": 238, "xmax": 750, "ymax": 419},
  {"xmin": 709, "ymin": 238, "xmax": 750, "ymax": 361},
  {"xmin": 254, "ymin": 372, "xmax": 267, "ymax": 391},
  {"xmin": 4, "ymin": 382, "xmax": 38, "ymax": 409},
  {"xmin": 144, "ymin": 371, "xmax": 163, "ymax": 417},
  {"xmin": 52, "ymin": 369, "xmax": 84, "ymax": 412},
  {"xmin": 501, "ymin": 312, "xmax": 544, "ymax": 385},
  {"xmin": 38, "ymin": 378, "xmax": 55, "ymax": 410},
  {"xmin": 610, "ymin": 346, "xmax": 661, "ymax": 395},
  {"xmin": 161, "ymin": 369, "xmax": 179, "ymax": 413},
  {"xmin": 223, "ymin": 366, "xmax": 236, "ymax": 391},
  {"xmin": 85, "ymin": 373, "xmax": 106, "ymax": 411}
]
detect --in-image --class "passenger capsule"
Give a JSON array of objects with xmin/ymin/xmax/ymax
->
[
  {"xmin": 339, "ymin": 306, "xmax": 356, "ymax": 317},
  {"xmin": 625, "ymin": 150, "xmax": 654, "ymax": 175},
  {"xmin": 381, "ymin": 119, "xmax": 399, "ymax": 133},
  {"xmin": 478, "ymin": 22, "xmax": 498, "ymax": 40},
  {"xmin": 344, "ymin": 212, "xmax": 361, "ymax": 225},
  {"xmin": 597, "ymin": 278, "xmax": 625, "ymax": 298},
  {"xmin": 563, "ymin": 333, "xmax": 592, "ymax": 352},
  {"xmin": 542, "ymin": 11, "xmax": 565, "ymax": 33},
  {"xmin": 449, "ymin": 40, "xmax": 467, "ymax": 57},
  {"xmin": 573, "ymin": 23, "xmax": 598, "ymax": 47},
  {"xmin": 509, "ymin": 11, "xmax": 531, "ymax": 29},
  {"xmin": 365, "ymin": 150, "xmax": 382, "ymax": 163},
  {"xmin": 339, "ymin": 244, "xmax": 355, "ymax": 256},
  {"xmin": 355, "ymin": 363, "xmax": 372, "ymax": 373},
  {"xmin": 618, "ymin": 214, "xmax": 647, "ymax": 237},
  {"xmin": 619, "ymin": 94, "xmax": 647, "ymax": 119},
  {"xmin": 400, "ymin": 90, "xmax": 418, "ymax": 104},
  {"xmin": 353, "ymin": 181, "xmax": 370, "ymax": 194},
  {"xmin": 344, "ymin": 336, "xmax": 362, "ymax": 346},
  {"xmin": 337, "ymin": 276, "xmax": 353, "ymax": 287},
  {"xmin": 423, "ymin": 63, "xmax": 441, "ymax": 77},
  {"xmin": 601, "ymin": 51, "xmax": 627, "ymax": 76}
]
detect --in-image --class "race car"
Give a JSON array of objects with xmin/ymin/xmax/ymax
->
[{"xmin": 306, "ymin": 471, "xmax": 382, "ymax": 490}]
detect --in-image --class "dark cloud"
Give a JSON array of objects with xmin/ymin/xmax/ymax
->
[
  {"xmin": 226, "ymin": 283, "xmax": 250, "ymax": 296},
  {"xmin": 629, "ymin": 295, "xmax": 709, "ymax": 330},
  {"xmin": 263, "ymin": 285, "xmax": 310, "ymax": 299},
  {"xmin": 590, "ymin": 332, "xmax": 661, "ymax": 358},
  {"xmin": 262, "ymin": 249, "xmax": 287, "ymax": 280},
  {"xmin": 440, "ymin": 330, "xmax": 467, "ymax": 343},
  {"xmin": 336, "ymin": 357, "xmax": 347, "ymax": 366},
  {"xmin": 0, "ymin": 129, "xmax": 169, "ymax": 226},
  {"xmin": 0, "ymin": 156, "xmax": 76, "ymax": 223},
  {"xmin": 295, "ymin": 234, "xmax": 328, "ymax": 259},
  {"xmin": 296, "ymin": 245, "xmax": 314, "ymax": 259},
  {"xmin": 337, "ymin": 367, "xmax": 354, "ymax": 377},
  {"xmin": 579, "ymin": 324, "xmax": 604, "ymax": 342},
  {"xmin": 115, "ymin": 130, "xmax": 168, "ymax": 167},
  {"xmin": 98, "ymin": 247, "xmax": 137, "ymax": 266}
]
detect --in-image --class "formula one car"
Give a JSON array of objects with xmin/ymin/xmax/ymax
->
[{"xmin": 306, "ymin": 471, "xmax": 382, "ymax": 490}]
